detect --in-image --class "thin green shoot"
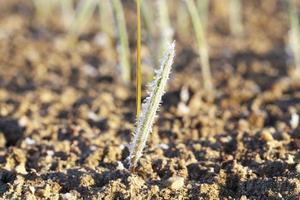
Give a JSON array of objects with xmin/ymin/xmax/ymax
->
[
  {"xmin": 32, "ymin": 0, "xmax": 57, "ymax": 24},
  {"xmin": 197, "ymin": 0, "xmax": 209, "ymax": 27},
  {"xmin": 176, "ymin": 1, "xmax": 190, "ymax": 42},
  {"xmin": 112, "ymin": 0, "xmax": 131, "ymax": 83},
  {"xmin": 99, "ymin": 0, "xmax": 115, "ymax": 40},
  {"xmin": 288, "ymin": 0, "xmax": 300, "ymax": 71},
  {"xmin": 157, "ymin": 0, "xmax": 174, "ymax": 57},
  {"xmin": 141, "ymin": 1, "xmax": 155, "ymax": 37},
  {"xmin": 67, "ymin": 0, "xmax": 97, "ymax": 44},
  {"xmin": 129, "ymin": 42, "xmax": 176, "ymax": 171},
  {"xmin": 184, "ymin": 0, "xmax": 213, "ymax": 91},
  {"xmin": 141, "ymin": 0, "xmax": 157, "ymax": 69},
  {"xmin": 59, "ymin": 0, "xmax": 74, "ymax": 30},
  {"xmin": 229, "ymin": 0, "xmax": 244, "ymax": 37},
  {"xmin": 136, "ymin": 0, "xmax": 142, "ymax": 117}
]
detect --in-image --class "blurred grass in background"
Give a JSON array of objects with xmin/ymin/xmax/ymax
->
[{"xmin": 12, "ymin": 0, "xmax": 300, "ymax": 86}]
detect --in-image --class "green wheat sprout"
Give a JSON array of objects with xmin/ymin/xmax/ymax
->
[
  {"xmin": 184, "ymin": 0, "xmax": 213, "ymax": 91},
  {"xmin": 71, "ymin": 0, "xmax": 96, "ymax": 33},
  {"xmin": 112, "ymin": 0, "xmax": 131, "ymax": 83},
  {"xmin": 229, "ymin": 0, "xmax": 244, "ymax": 37},
  {"xmin": 157, "ymin": 0, "xmax": 174, "ymax": 57},
  {"xmin": 129, "ymin": 42, "xmax": 176, "ymax": 171},
  {"xmin": 98, "ymin": 0, "xmax": 115, "ymax": 40},
  {"xmin": 288, "ymin": 0, "xmax": 300, "ymax": 70}
]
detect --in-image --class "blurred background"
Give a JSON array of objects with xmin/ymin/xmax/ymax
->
[{"xmin": 0, "ymin": 0, "xmax": 298, "ymax": 86}]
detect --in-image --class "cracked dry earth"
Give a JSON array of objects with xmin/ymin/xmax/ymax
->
[{"xmin": 1, "ymin": 0, "xmax": 300, "ymax": 199}]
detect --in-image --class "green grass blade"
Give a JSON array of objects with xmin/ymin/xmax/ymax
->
[
  {"xmin": 136, "ymin": 0, "xmax": 142, "ymax": 117},
  {"xmin": 112, "ymin": 0, "xmax": 131, "ymax": 83},
  {"xmin": 288, "ymin": 0, "xmax": 300, "ymax": 70},
  {"xmin": 229, "ymin": 0, "xmax": 244, "ymax": 37},
  {"xmin": 129, "ymin": 42, "xmax": 176, "ymax": 171},
  {"xmin": 184, "ymin": 0, "xmax": 213, "ymax": 91}
]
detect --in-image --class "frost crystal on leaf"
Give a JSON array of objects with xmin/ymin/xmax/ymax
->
[{"xmin": 129, "ymin": 42, "xmax": 176, "ymax": 169}]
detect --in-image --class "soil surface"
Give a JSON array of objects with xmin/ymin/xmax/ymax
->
[{"xmin": 1, "ymin": 0, "xmax": 300, "ymax": 199}]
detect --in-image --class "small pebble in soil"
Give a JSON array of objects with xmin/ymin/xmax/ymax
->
[
  {"xmin": 15, "ymin": 164, "xmax": 27, "ymax": 174},
  {"xmin": 290, "ymin": 113, "xmax": 299, "ymax": 129},
  {"xmin": 177, "ymin": 102, "xmax": 190, "ymax": 115},
  {"xmin": 166, "ymin": 176, "xmax": 185, "ymax": 190},
  {"xmin": 83, "ymin": 64, "xmax": 97, "ymax": 77},
  {"xmin": 18, "ymin": 116, "xmax": 28, "ymax": 127},
  {"xmin": 116, "ymin": 161, "xmax": 125, "ymax": 170},
  {"xmin": 80, "ymin": 174, "xmax": 94, "ymax": 187},
  {"xmin": 158, "ymin": 143, "xmax": 169, "ymax": 150},
  {"xmin": 29, "ymin": 186, "xmax": 35, "ymax": 194},
  {"xmin": 180, "ymin": 86, "xmax": 190, "ymax": 102},
  {"xmin": 261, "ymin": 129, "xmax": 274, "ymax": 142},
  {"xmin": 24, "ymin": 137, "xmax": 35, "ymax": 145},
  {"xmin": 296, "ymin": 163, "xmax": 300, "ymax": 174},
  {"xmin": 286, "ymin": 154, "xmax": 295, "ymax": 164},
  {"xmin": 61, "ymin": 192, "xmax": 74, "ymax": 200}
]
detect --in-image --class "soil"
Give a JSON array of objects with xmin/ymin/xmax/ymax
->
[{"xmin": 0, "ymin": 0, "xmax": 300, "ymax": 199}]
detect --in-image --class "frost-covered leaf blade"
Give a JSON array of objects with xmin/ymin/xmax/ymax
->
[{"xmin": 129, "ymin": 42, "xmax": 176, "ymax": 169}]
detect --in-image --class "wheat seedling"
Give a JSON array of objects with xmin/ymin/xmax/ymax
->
[
  {"xmin": 136, "ymin": 0, "xmax": 142, "ymax": 117},
  {"xmin": 97, "ymin": 0, "xmax": 115, "ymax": 63},
  {"xmin": 66, "ymin": 0, "xmax": 97, "ymax": 45},
  {"xmin": 176, "ymin": 2, "xmax": 191, "ymax": 43},
  {"xmin": 141, "ymin": 0, "xmax": 158, "ymax": 69},
  {"xmin": 32, "ymin": 0, "xmax": 58, "ymax": 24},
  {"xmin": 197, "ymin": 0, "xmax": 209, "ymax": 27},
  {"xmin": 112, "ymin": 0, "xmax": 131, "ymax": 83},
  {"xmin": 157, "ymin": 0, "xmax": 174, "ymax": 57},
  {"xmin": 59, "ymin": 0, "xmax": 74, "ymax": 30},
  {"xmin": 99, "ymin": 0, "xmax": 115, "ymax": 40},
  {"xmin": 141, "ymin": 1, "xmax": 155, "ymax": 38},
  {"xmin": 229, "ymin": 0, "xmax": 244, "ymax": 37},
  {"xmin": 184, "ymin": 0, "xmax": 213, "ymax": 91},
  {"xmin": 288, "ymin": 0, "xmax": 300, "ymax": 71},
  {"xmin": 129, "ymin": 42, "xmax": 176, "ymax": 171}
]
